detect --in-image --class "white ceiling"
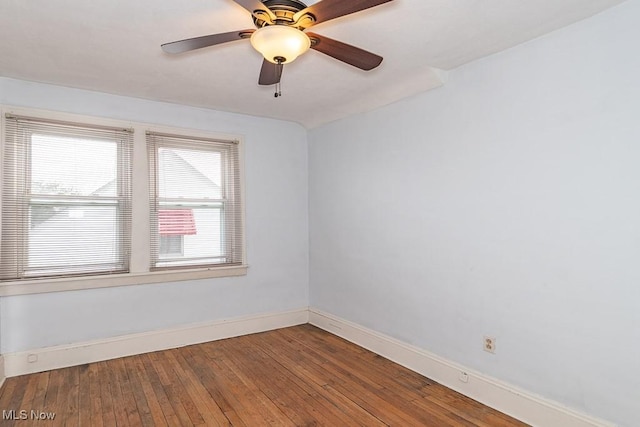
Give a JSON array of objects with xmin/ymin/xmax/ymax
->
[{"xmin": 0, "ymin": 0, "xmax": 626, "ymax": 128}]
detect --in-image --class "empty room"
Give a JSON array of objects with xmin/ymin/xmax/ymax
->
[{"xmin": 0, "ymin": 0, "xmax": 638, "ymax": 426}]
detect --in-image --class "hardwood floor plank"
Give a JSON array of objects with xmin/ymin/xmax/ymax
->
[
  {"xmin": 165, "ymin": 348, "xmax": 231, "ymax": 426},
  {"xmin": 1, "ymin": 377, "xmax": 24, "ymax": 427},
  {"xmin": 250, "ymin": 331, "xmax": 388, "ymax": 427},
  {"xmin": 215, "ymin": 337, "xmax": 336, "ymax": 426},
  {"xmin": 198, "ymin": 342, "xmax": 288, "ymax": 426},
  {"xmin": 78, "ymin": 365, "xmax": 92, "ymax": 427},
  {"xmin": 30, "ymin": 371, "xmax": 51, "ymax": 418},
  {"xmin": 216, "ymin": 354, "xmax": 295, "ymax": 426},
  {"xmin": 114, "ymin": 356, "xmax": 145, "ymax": 426},
  {"xmin": 87, "ymin": 363, "xmax": 104, "ymax": 427},
  {"xmin": 124, "ymin": 356, "xmax": 157, "ymax": 427},
  {"xmin": 139, "ymin": 353, "xmax": 180, "ymax": 426},
  {"xmin": 96, "ymin": 361, "xmax": 117, "ymax": 426},
  {"xmin": 216, "ymin": 337, "xmax": 330, "ymax": 426},
  {"xmin": 287, "ymin": 325, "xmax": 440, "ymax": 400},
  {"xmin": 274, "ymin": 329, "xmax": 435, "ymax": 424},
  {"xmin": 42, "ymin": 368, "xmax": 63, "ymax": 427},
  {"xmin": 0, "ymin": 376, "xmax": 15, "ymax": 406},
  {"xmin": 10, "ymin": 377, "xmax": 29, "ymax": 417},
  {"xmin": 63, "ymin": 366, "xmax": 80, "ymax": 426},
  {"xmin": 0, "ymin": 325, "xmax": 528, "ymax": 427},
  {"xmin": 146, "ymin": 350, "xmax": 195, "ymax": 426},
  {"xmin": 182, "ymin": 346, "xmax": 248, "ymax": 427},
  {"xmin": 267, "ymin": 330, "xmax": 437, "ymax": 426},
  {"xmin": 294, "ymin": 325, "xmax": 434, "ymax": 391},
  {"xmin": 128, "ymin": 355, "xmax": 168, "ymax": 427},
  {"xmin": 105, "ymin": 357, "xmax": 131, "ymax": 427},
  {"xmin": 18, "ymin": 374, "xmax": 37, "ymax": 410}
]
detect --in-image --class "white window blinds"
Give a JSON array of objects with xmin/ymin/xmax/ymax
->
[
  {"xmin": 147, "ymin": 131, "xmax": 244, "ymax": 270},
  {"xmin": 1, "ymin": 114, "xmax": 133, "ymax": 280}
]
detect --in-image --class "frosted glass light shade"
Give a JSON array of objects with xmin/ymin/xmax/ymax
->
[{"xmin": 250, "ymin": 25, "xmax": 311, "ymax": 64}]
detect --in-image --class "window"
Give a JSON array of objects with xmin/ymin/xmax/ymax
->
[
  {"xmin": 1, "ymin": 114, "xmax": 132, "ymax": 280},
  {"xmin": 0, "ymin": 108, "xmax": 246, "ymax": 293},
  {"xmin": 147, "ymin": 131, "xmax": 244, "ymax": 270}
]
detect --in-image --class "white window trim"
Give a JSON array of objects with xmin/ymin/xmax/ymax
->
[{"xmin": 0, "ymin": 106, "xmax": 247, "ymax": 296}]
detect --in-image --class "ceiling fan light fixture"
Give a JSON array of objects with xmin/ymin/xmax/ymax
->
[{"xmin": 250, "ymin": 25, "xmax": 311, "ymax": 64}]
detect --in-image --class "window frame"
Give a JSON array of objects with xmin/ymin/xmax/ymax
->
[
  {"xmin": 148, "ymin": 133, "xmax": 244, "ymax": 271},
  {"xmin": 2, "ymin": 114, "xmax": 133, "ymax": 280},
  {"xmin": 0, "ymin": 106, "xmax": 247, "ymax": 296}
]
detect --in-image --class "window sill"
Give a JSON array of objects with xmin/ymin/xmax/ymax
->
[{"xmin": 0, "ymin": 265, "xmax": 248, "ymax": 296}]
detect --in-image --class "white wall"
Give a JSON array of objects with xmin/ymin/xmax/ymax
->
[
  {"xmin": 308, "ymin": 1, "xmax": 640, "ymax": 426},
  {"xmin": 0, "ymin": 77, "xmax": 309, "ymax": 352}
]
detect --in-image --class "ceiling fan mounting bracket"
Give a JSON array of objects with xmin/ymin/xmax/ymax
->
[{"xmin": 253, "ymin": 0, "xmax": 316, "ymax": 29}]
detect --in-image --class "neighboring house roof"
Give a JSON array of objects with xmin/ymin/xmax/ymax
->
[{"xmin": 158, "ymin": 150, "xmax": 221, "ymax": 199}]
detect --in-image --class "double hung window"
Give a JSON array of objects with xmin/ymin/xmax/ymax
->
[
  {"xmin": 147, "ymin": 132, "xmax": 243, "ymax": 270},
  {"xmin": 0, "ymin": 110, "xmax": 245, "ymax": 291},
  {"xmin": 1, "ymin": 114, "xmax": 132, "ymax": 280}
]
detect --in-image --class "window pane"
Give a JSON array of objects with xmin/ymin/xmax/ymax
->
[
  {"xmin": 31, "ymin": 134, "xmax": 117, "ymax": 197},
  {"xmin": 158, "ymin": 147, "xmax": 221, "ymax": 199},
  {"xmin": 156, "ymin": 207, "xmax": 223, "ymax": 266},
  {"xmin": 28, "ymin": 205, "xmax": 122, "ymax": 273},
  {"xmin": 160, "ymin": 235, "xmax": 183, "ymax": 257}
]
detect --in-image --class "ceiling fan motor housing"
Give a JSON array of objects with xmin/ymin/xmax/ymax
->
[{"xmin": 253, "ymin": 0, "xmax": 315, "ymax": 29}]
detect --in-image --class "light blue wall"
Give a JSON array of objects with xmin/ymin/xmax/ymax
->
[
  {"xmin": 308, "ymin": 2, "xmax": 640, "ymax": 426},
  {"xmin": 0, "ymin": 77, "xmax": 309, "ymax": 352},
  {"xmin": 2, "ymin": 1, "xmax": 639, "ymax": 425}
]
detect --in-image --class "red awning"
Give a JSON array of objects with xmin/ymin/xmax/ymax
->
[{"xmin": 159, "ymin": 209, "xmax": 196, "ymax": 236}]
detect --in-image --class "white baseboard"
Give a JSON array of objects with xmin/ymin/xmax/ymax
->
[
  {"xmin": 4, "ymin": 308, "xmax": 309, "ymax": 377},
  {"xmin": 309, "ymin": 308, "xmax": 614, "ymax": 427}
]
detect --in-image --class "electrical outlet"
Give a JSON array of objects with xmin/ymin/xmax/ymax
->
[
  {"xmin": 459, "ymin": 372, "xmax": 469, "ymax": 383},
  {"xmin": 483, "ymin": 336, "xmax": 496, "ymax": 353}
]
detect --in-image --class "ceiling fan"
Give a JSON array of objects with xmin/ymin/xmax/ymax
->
[{"xmin": 162, "ymin": 0, "xmax": 394, "ymax": 93}]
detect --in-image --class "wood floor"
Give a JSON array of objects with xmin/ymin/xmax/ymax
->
[{"xmin": 0, "ymin": 324, "xmax": 528, "ymax": 426}]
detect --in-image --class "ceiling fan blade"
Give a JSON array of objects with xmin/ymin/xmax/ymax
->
[
  {"xmin": 161, "ymin": 30, "xmax": 253, "ymax": 54},
  {"xmin": 294, "ymin": 0, "xmax": 393, "ymax": 27},
  {"xmin": 232, "ymin": 0, "xmax": 277, "ymax": 22},
  {"xmin": 258, "ymin": 59, "xmax": 283, "ymax": 85},
  {"xmin": 307, "ymin": 33, "xmax": 383, "ymax": 70}
]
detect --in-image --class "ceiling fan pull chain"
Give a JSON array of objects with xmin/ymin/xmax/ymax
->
[{"xmin": 274, "ymin": 61, "xmax": 283, "ymax": 97}]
